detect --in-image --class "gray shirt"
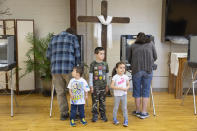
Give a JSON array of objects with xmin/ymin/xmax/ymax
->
[{"xmin": 128, "ymin": 42, "xmax": 157, "ymax": 75}]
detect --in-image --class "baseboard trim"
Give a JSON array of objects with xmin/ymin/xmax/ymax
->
[
  {"xmin": 0, "ymin": 89, "xmax": 36, "ymax": 95},
  {"xmin": 18, "ymin": 90, "xmax": 36, "ymax": 95},
  {"xmin": 126, "ymin": 88, "xmax": 168, "ymax": 92},
  {"xmin": 152, "ymin": 88, "xmax": 168, "ymax": 92}
]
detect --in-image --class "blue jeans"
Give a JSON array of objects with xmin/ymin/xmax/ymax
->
[
  {"xmin": 70, "ymin": 104, "xmax": 85, "ymax": 120},
  {"xmin": 132, "ymin": 71, "xmax": 153, "ymax": 98}
]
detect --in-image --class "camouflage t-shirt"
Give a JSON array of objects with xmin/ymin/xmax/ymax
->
[{"xmin": 89, "ymin": 61, "xmax": 109, "ymax": 87}]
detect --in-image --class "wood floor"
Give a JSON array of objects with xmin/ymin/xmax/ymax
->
[{"xmin": 1, "ymin": 92, "xmax": 197, "ymax": 131}]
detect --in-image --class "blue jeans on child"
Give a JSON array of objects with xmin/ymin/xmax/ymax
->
[
  {"xmin": 113, "ymin": 95, "xmax": 128, "ymax": 121},
  {"xmin": 70, "ymin": 104, "xmax": 85, "ymax": 120},
  {"xmin": 132, "ymin": 71, "xmax": 153, "ymax": 98}
]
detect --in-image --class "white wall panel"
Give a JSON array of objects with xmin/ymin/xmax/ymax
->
[{"xmin": 17, "ymin": 20, "xmax": 35, "ymax": 91}]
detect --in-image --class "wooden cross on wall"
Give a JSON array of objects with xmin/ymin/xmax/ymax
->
[{"xmin": 78, "ymin": 0, "xmax": 130, "ymax": 61}]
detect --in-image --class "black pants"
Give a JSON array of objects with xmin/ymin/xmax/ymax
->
[{"xmin": 91, "ymin": 87, "xmax": 106, "ymax": 116}]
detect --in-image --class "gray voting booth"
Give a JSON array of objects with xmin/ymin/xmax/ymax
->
[
  {"xmin": 182, "ymin": 36, "xmax": 197, "ymax": 115},
  {"xmin": 0, "ymin": 35, "xmax": 16, "ymax": 117},
  {"xmin": 0, "ymin": 36, "xmax": 15, "ymax": 65}
]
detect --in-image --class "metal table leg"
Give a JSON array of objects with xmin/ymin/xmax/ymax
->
[
  {"xmin": 181, "ymin": 68, "xmax": 197, "ymax": 115},
  {"xmin": 10, "ymin": 69, "xmax": 13, "ymax": 117},
  {"xmin": 191, "ymin": 69, "xmax": 197, "ymax": 115}
]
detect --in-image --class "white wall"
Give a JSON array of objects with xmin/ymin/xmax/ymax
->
[
  {"xmin": 77, "ymin": 0, "xmax": 95, "ymax": 65},
  {"xmin": 1, "ymin": 0, "xmax": 188, "ymax": 90},
  {"xmin": 1, "ymin": 0, "xmax": 70, "ymax": 37},
  {"xmin": 77, "ymin": 0, "xmax": 187, "ymax": 90}
]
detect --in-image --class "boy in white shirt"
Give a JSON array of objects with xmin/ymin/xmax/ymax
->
[{"xmin": 67, "ymin": 66, "xmax": 90, "ymax": 127}]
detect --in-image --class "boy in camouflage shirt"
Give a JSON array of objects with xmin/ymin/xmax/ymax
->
[{"xmin": 89, "ymin": 47, "xmax": 109, "ymax": 122}]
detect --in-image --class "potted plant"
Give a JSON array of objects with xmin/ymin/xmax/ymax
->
[{"xmin": 23, "ymin": 33, "xmax": 54, "ymax": 96}]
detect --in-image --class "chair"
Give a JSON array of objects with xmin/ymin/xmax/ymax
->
[{"xmin": 181, "ymin": 36, "xmax": 197, "ymax": 115}]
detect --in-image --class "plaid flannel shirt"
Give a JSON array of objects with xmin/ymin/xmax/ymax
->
[{"xmin": 46, "ymin": 31, "xmax": 80, "ymax": 74}]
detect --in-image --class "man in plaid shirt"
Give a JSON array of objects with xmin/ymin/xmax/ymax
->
[{"xmin": 46, "ymin": 28, "xmax": 81, "ymax": 120}]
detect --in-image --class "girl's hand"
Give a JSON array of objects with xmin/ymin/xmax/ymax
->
[
  {"xmin": 122, "ymin": 87, "xmax": 128, "ymax": 91},
  {"xmin": 123, "ymin": 88, "xmax": 127, "ymax": 91},
  {"xmin": 118, "ymin": 87, "xmax": 125, "ymax": 91}
]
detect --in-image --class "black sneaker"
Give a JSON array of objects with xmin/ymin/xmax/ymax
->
[
  {"xmin": 91, "ymin": 114, "xmax": 98, "ymax": 122},
  {"xmin": 101, "ymin": 115, "xmax": 108, "ymax": 122},
  {"xmin": 132, "ymin": 111, "xmax": 141, "ymax": 117},
  {"xmin": 60, "ymin": 113, "xmax": 69, "ymax": 121},
  {"xmin": 139, "ymin": 112, "xmax": 150, "ymax": 119}
]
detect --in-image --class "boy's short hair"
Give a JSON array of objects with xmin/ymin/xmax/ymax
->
[
  {"xmin": 73, "ymin": 66, "xmax": 83, "ymax": 77},
  {"xmin": 94, "ymin": 47, "xmax": 104, "ymax": 54}
]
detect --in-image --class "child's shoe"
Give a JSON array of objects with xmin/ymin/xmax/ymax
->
[
  {"xmin": 113, "ymin": 118, "xmax": 119, "ymax": 125},
  {"xmin": 123, "ymin": 120, "xmax": 128, "ymax": 127},
  {"xmin": 81, "ymin": 118, "xmax": 87, "ymax": 125},
  {"xmin": 91, "ymin": 114, "xmax": 98, "ymax": 122},
  {"xmin": 70, "ymin": 119, "xmax": 76, "ymax": 127}
]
